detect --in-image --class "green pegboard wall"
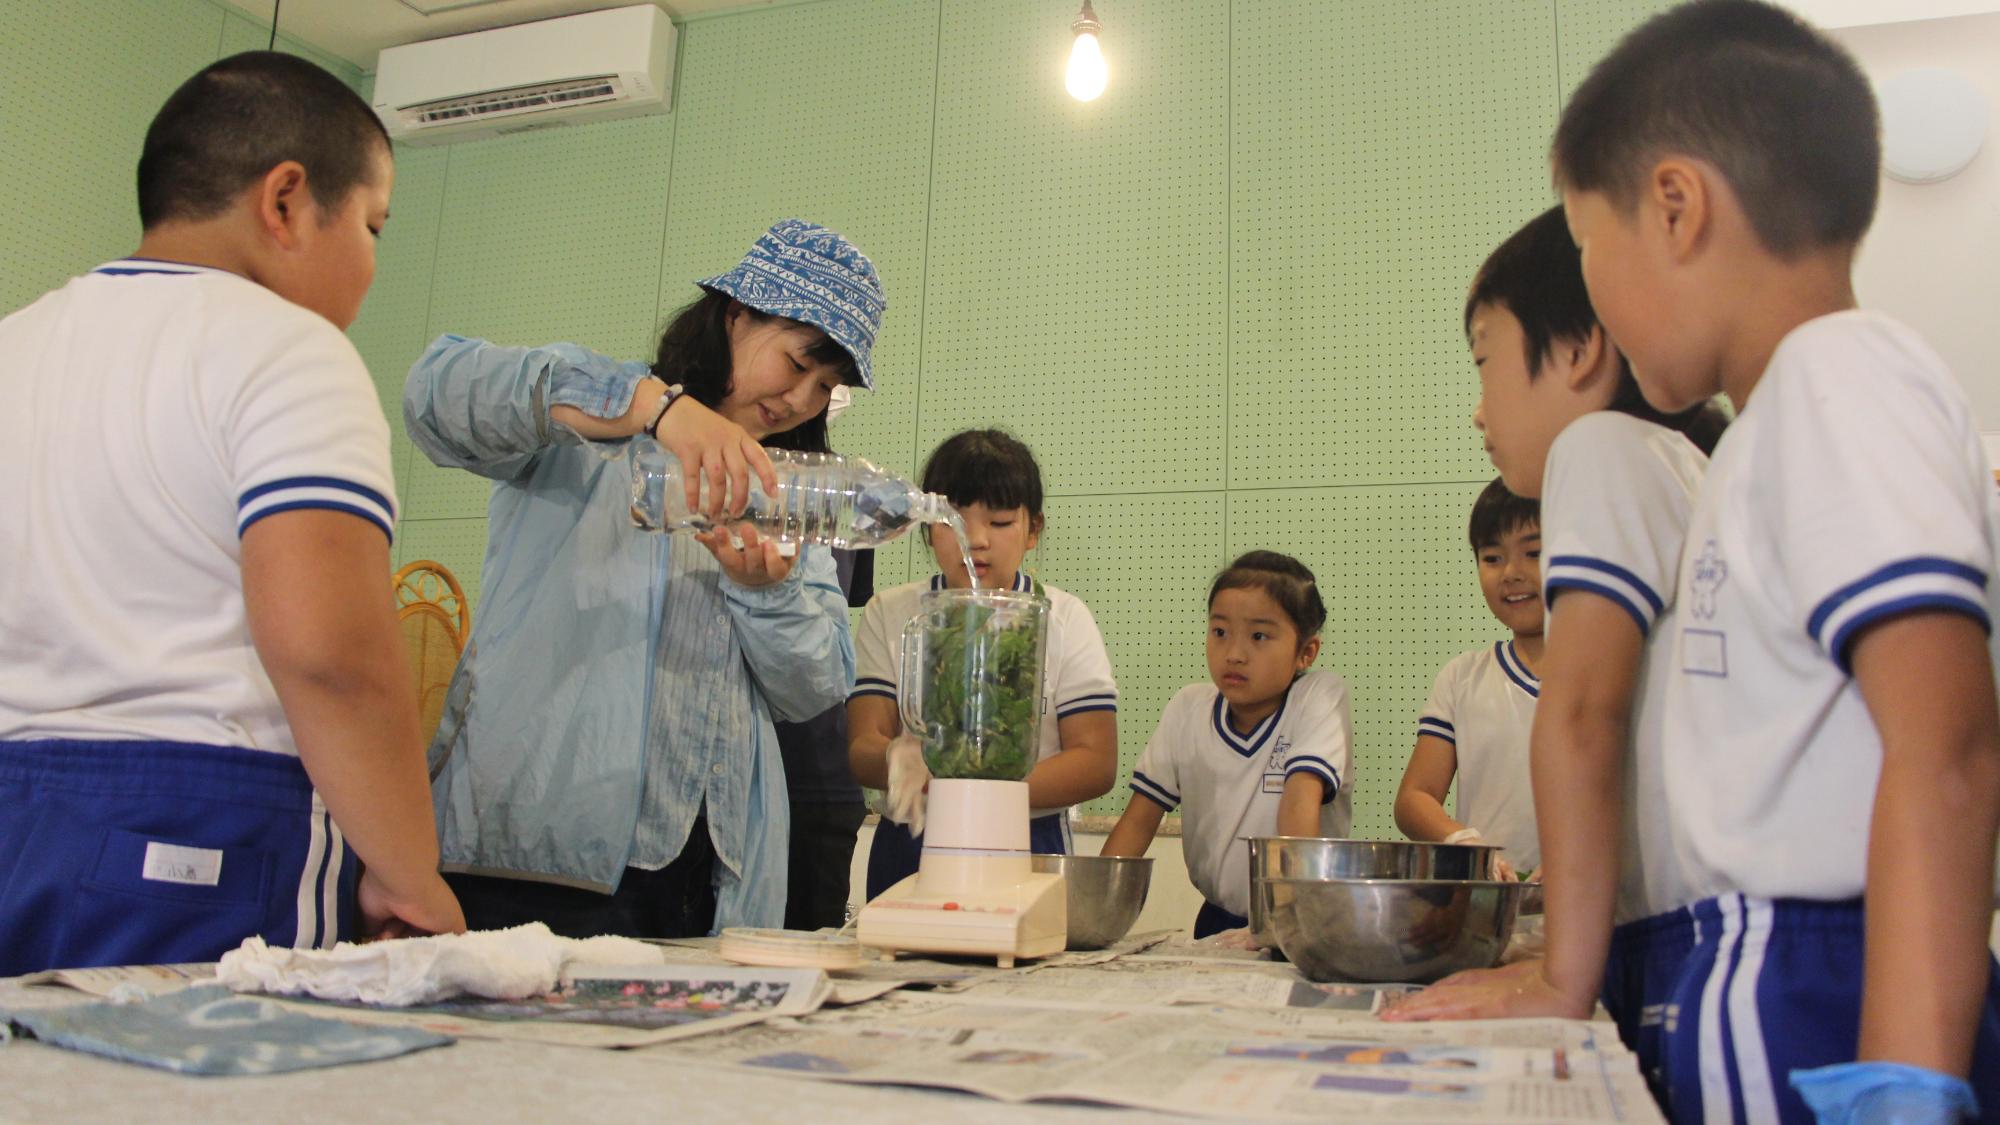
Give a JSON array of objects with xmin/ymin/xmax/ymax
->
[
  {"xmin": 1229, "ymin": 0, "xmax": 1558, "ymax": 491},
  {"xmin": 402, "ymin": 114, "xmax": 679, "ymax": 526},
  {"xmin": 920, "ymin": 0, "xmax": 1230, "ymax": 497},
  {"xmin": 0, "ymin": 0, "xmax": 224, "ymax": 315},
  {"xmin": 1558, "ymin": 0, "xmax": 1674, "ymax": 102},
  {"xmin": 1031, "ymin": 492, "xmax": 1228, "ymax": 817}
]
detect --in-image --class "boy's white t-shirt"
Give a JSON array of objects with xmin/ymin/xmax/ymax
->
[
  {"xmin": 1540, "ymin": 410, "xmax": 1709, "ymax": 922},
  {"xmin": 0, "ymin": 260, "xmax": 398, "ymax": 756},
  {"xmin": 1660, "ymin": 311, "xmax": 2000, "ymax": 903},
  {"xmin": 1128, "ymin": 669, "xmax": 1353, "ymax": 919},
  {"xmin": 1417, "ymin": 641, "xmax": 1540, "ymax": 872},
  {"xmin": 852, "ymin": 572, "xmax": 1118, "ymax": 819}
]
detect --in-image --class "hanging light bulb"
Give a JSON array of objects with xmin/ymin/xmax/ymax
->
[{"xmin": 1065, "ymin": 0, "xmax": 1107, "ymax": 102}]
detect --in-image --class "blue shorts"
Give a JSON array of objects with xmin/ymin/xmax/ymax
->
[
  {"xmin": 1662, "ymin": 894, "xmax": 2000, "ymax": 1124},
  {"xmin": 864, "ymin": 813, "xmax": 1069, "ymax": 901},
  {"xmin": 0, "ymin": 739, "xmax": 356, "ymax": 975},
  {"xmin": 1603, "ymin": 906, "xmax": 1699, "ymax": 1110},
  {"xmin": 1194, "ymin": 900, "xmax": 1249, "ymax": 939}
]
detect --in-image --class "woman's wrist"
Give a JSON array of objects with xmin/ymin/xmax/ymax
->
[{"xmin": 644, "ymin": 379, "xmax": 686, "ymax": 438}]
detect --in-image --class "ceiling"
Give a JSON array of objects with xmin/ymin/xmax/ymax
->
[
  {"xmin": 215, "ymin": 0, "xmax": 786, "ymax": 69},
  {"xmin": 226, "ymin": 0, "xmax": 2000, "ymax": 72}
]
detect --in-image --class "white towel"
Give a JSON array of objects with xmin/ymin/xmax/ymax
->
[{"xmin": 215, "ymin": 923, "xmax": 665, "ymax": 1006}]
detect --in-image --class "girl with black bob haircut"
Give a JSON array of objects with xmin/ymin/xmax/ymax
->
[
  {"xmin": 848, "ymin": 429, "xmax": 1119, "ymax": 896},
  {"xmin": 1102, "ymin": 550, "xmax": 1353, "ymax": 940}
]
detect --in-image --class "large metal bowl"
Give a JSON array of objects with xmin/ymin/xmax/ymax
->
[
  {"xmin": 1031, "ymin": 854, "xmax": 1152, "ymax": 950},
  {"xmin": 1265, "ymin": 877, "xmax": 1526, "ymax": 984},
  {"xmin": 1247, "ymin": 837, "xmax": 1501, "ymax": 948}
]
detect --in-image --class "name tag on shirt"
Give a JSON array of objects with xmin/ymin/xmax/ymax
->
[
  {"xmin": 142, "ymin": 841, "xmax": 223, "ymax": 887},
  {"xmin": 1262, "ymin": 773, "xmax": 1287, "ymax": 795},
  {"xmin": 1681, "ymin": 628, "xmax": 1728, "ymax": 678}
]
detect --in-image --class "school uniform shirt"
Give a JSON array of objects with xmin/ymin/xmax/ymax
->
[
  {"xmin": 1540, "ymin": 410, "xmax": 1709, "ymax": 923},
  {"xmin": 0, "ymin": 259, "xmax": 397, "ymax": 753},
  {"xmin": 851, "ymin": 573, "xmax": 1118, "ymax": 823},
  {"xmin": 1659, "ymin": 311, "xmax": 2000, "ymax": 903},
  {"xmin": 1127, "ymin": 670, "xmax": 1354, "ymax": 919},
  {"xmin": 1416, "ymin": 642, "xmax": 1540, "ymax": 872}
]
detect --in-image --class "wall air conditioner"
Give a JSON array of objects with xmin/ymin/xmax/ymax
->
[{"xmin": 372, "ymin": 4, "xmax": 675, "ymax": 146}]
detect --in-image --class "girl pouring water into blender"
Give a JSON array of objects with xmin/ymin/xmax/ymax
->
[{"xmin": 847, "ymin": 430, "xmax": 1120, "ymax": 897}]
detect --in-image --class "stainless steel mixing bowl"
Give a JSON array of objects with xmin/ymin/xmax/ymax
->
[
  {"xmin": 1264, "ymin": 877, "xmax": 1526, "ymax": 984},
  {"xmin": 1031, "ymin": 854, "xmax": 1153, "ymax": 950},
  {"xmin": 1246, "ymin": 837, "xmax": 1502, "ymax": 948}
]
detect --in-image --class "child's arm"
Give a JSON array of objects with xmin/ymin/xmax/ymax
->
[
  {"xmin": 1385, "ymin": 592, "xmax": 1640, "ymax": 1023},
  {"xmin": 1025, "ymin": 712, "xmax": 1118, "ymax": 809},
  {"xmin": 1393, "ymin": 735, "xmax": 1466, "ymax": 842},
  {"xmin": 242, "ymin": 511, "xmax": 464, "ymax": 938},
  {"xmin": 1276, "ymin": 773, "xmax": 1329, "ymax": 838},
  {"xmin": 1100, "ymin": 793, "xmax": 1166, "ymax": 857},
  {"xmin": 845, "ymin": 695, "xmax": 901, "ymax": 790},
  {"xmin": 1849, "ymin": 612, "xmax": 2000, "ymax": 1078}
]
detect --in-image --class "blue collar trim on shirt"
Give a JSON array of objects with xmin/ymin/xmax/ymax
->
[
  {"xmin": 1496, "ymin": 640, "xmax": 1540, "ymax": 699},
  {"xmin": 1211, "ymin": 682, "xmax": 1291, "ymax": 758},
  {"xmin": 92, "ymin": 257, "xmax": 220, "ymax": 277}
]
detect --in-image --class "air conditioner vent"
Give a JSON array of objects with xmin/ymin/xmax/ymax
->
[{"xmin": 409, "ymin": 76, "xmax": 621, "ymax": 124}]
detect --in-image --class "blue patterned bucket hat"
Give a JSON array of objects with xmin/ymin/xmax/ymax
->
[{"xmin": 697, "ymin": 219, "xmax": 886, "ymax": 390}]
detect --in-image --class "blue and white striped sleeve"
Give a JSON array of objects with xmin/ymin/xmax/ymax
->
[
  {"xmin": 1284, "ymin": 671, "xmax": 1352, "ymax": 803},
  {"xmin": 1759, "ymin": 336, "xmax": 1996, "ymax": 674},
  {"xmin": 1539, "ymin": 413, "xmax": 1697, "ymax": 639},
  {"xmin": 1544, "ymin": 555, "xmax": 1664, "ymax": 635},
  {"xmin": 1053, "ymin": 596, "xmax": 1118, "ymax": 720},
  {"xmin": 849, "ymin": 592, "xmax": 900, "ymax": 703},
  {"xmin": 1416, "ymin": 653, "xmax": 1464, "ymax": 746},
  {"xmin": 1806, "ymin": 558, "xmax": 1990, "ymax": 672},
  {"xmin": 1127, "ymin": 696, "xmax": 1184, "ymax": 812},
  {"xmin": 229, "ymin": 316, "xmax": 398, "ymax": 545}
]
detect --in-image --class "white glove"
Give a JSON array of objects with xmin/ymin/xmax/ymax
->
[
  {"xmin": 884, "ymin": 735, "xmax": 931, "ymax": 837},
  {"xmin": 1443, "ymin": 827, "xmax": 1517, "ymax": 882}
]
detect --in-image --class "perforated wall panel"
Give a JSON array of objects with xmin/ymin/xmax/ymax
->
[
  {"xmin": 1558, "ymin": 0, "xmax": 1674, "ymax": 101},
  {"xmin": 0, "ymin": 0, "xmax": 224, "ymax": 314},
  {"xmin": 1032, "ymin": 492, "xmax": 1228, "ymax": 817},
  {"xmin": 1229, "ymin": 0, "xmax": 1558, "ymax": 492},
  {"xmin": 921, "ymin": 0, "xmax": 1230, "ymax": 496}
]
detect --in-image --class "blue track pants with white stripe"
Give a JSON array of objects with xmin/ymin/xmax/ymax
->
[
  {"xmin": 0, "ymin": 739, "xmax": 355, "ymax": 975},
  {"xmin": 1660, "ymin": 894, "xmax": 2000, "ymax": 1123}
]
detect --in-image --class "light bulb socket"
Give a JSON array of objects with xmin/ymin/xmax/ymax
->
[{"xmin": 1071, "ymin": 0, "xmax": 1100, "ymax": 36}]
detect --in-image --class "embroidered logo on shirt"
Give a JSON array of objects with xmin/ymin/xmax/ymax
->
[{"xmin": 1689, "ymin": 540, "xmax": 1729, "ymax": 621}]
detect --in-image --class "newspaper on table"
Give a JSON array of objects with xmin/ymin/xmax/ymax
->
[
  {"xmin": 25, "ymin": 962, "xmax": 837, "ymax": 1050},
  {"xmin": 645, "ymin": 990, "xmax": 1661, "ymax": 1123}
]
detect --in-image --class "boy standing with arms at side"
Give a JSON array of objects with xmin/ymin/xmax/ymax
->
[
  {"xmin": 0, "ymin": 53, "xmax": 463, "ymax": 972},
  {"xmin": 1556, "ymin": 2, "xmax": 2000, "ymax": 1118}
]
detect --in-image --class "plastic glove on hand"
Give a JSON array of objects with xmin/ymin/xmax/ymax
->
[
  {"xmin": 885, "ymin": 734, "xmax": 931, "ymax": 837},
  {"xmin": 1791, "ymin": 1062, "xmax": 1978, "ymax": 1125}
]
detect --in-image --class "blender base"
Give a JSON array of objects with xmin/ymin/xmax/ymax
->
[
  {"xmin": 856, "ymin": 866, "xmax": 1066, "ymax": 966},
  {"xmin": 855, "ymin": 779, "xmax": 1067, "ymax": 965}
]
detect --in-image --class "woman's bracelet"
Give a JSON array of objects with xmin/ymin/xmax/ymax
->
[{"xmin": 643, "ymin": 379, "xmax": 685, "ymax": 438}]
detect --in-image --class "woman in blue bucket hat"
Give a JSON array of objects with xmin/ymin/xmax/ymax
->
[{"xmin": 403, "ymin": 220, "xmax": 885, "ymax": 938}]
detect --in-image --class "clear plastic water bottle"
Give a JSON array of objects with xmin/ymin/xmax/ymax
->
[{"xmin": 628, "ymin": 436, "xmax": 957, "ymax": 552}]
